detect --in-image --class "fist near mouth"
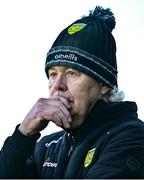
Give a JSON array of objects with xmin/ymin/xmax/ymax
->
[{"xmin": 19, "ymin": 96, "xmax": 72, "ymax": 136}]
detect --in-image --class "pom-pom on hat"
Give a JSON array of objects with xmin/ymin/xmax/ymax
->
[{"xmin": 45, "ymin": 6, "xmax": 118, "ymax": 88}]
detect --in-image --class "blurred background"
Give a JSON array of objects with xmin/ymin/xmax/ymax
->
[{"xmin": 0, "ymin": 0, "xmax": 144, "ymax": 148}]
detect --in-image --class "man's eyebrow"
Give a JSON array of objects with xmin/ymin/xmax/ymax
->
[{"xmin": 48, "ymin": 67, "xmax": 56, "ymax": 71}]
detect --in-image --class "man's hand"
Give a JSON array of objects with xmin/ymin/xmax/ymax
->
[{"xmin": 18, "ymin": 96, "xmax": 72, "ymax": 136}]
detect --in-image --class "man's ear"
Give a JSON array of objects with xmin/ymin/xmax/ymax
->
[{"xmin": 100, "ymin": 85, "xmax": 110, "ymax": 95}]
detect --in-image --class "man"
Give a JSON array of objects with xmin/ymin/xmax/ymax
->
[{"xmin": 0, "ymin": 6, "xmax": 144, "ymax": 179}]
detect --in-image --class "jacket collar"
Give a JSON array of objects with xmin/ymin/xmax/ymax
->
[{"xmin": 69, "ymin": 100, "xmax": 138, "ymax": 141}]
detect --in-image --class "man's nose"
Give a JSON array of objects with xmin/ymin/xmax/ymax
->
[{"xmin": 53, "ymin": 74, "xmax": 67, "ymax": 91}]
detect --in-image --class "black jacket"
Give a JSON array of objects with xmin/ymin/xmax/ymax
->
[{"xmin": 1, "ymin": 100, "xmax": 144, "ymax": 178}]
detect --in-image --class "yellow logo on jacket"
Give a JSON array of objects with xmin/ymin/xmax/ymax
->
[
  {"xmin": 84, "ymin": 148, "xmax": 96, "ymax": 167},
  {"xmin": 68, "ymin": 23, "xmax": 87, "ymax": 34}
]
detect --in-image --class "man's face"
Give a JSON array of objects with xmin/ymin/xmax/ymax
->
[{"xmin": 48, "ymin": 66, "xmax": 105, "ymax": 129}]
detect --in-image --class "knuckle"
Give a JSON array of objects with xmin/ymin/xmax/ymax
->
[
  {"xmin": 37, "ymin": 98, "xmax": 45, "ymax": 103},
  {"xmin": 36, "ymin": 98, "xmax": 47, "ymax": 109}
]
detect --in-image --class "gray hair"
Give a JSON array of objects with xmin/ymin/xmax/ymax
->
[{"xmin": 107, "ymin": 86, "xmax": 125, "ymax": 102}]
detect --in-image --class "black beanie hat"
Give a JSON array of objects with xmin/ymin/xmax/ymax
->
[{"xmin": 45, "ymin": 6, "xmax": 118, "ymax": 88}]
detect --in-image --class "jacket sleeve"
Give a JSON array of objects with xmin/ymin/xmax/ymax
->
[
  {"xmin": 85, "ymin": 126, "xmax": 144, "ymax": 179},
  {"xmin": 0, "ymin": 125, "xmax": 40, "ymax": 179}
]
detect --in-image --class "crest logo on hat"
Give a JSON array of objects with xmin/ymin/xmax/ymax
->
[
  {"xmin": 68, "ymin": 23, "xmax": 87, "ymax": 34},
  {"xmin": 84, "ymin": 148, "xmax": 96, "ymax": 167}
]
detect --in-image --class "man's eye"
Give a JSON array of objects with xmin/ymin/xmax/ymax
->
[
  {"xmin": 49, "ymin": 72, "xmax": 57, "ymax": 78},
  {"xmin": 65, "ymin": 71, "xmax": 76, "ymax": 77}
]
